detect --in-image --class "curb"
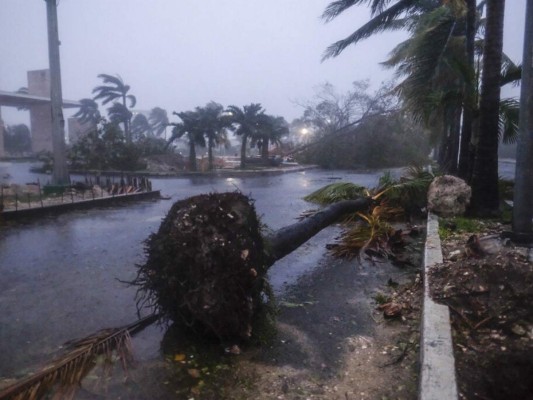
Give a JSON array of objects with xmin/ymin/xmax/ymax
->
[{"xmin": 419, "ymin": 212, "xmax": 458, "ymax": 400}]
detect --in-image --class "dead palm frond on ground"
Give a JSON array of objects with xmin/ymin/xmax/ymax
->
[
  {"xmin": 0, "ymin": 314, "xmax": 158, "ymax": 400},
  {"xmin": 329, "ymin": 207, "xmax": 395, "ymax": 259},
  {"xmin": 303, "ymin": 166, "xmax": 434, "ymax": 259}
]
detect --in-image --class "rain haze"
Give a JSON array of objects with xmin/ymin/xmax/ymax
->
[{"xmin": 0, "ymin": 0, "xmax": 527, "ymax": 127}]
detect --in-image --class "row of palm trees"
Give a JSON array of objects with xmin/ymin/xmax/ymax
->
[
  {"xmin": 73, "ymin": 74, "xmax": 289, "ymax": 172},
  {"xmin": 322, "ymin": 0, "xmax": 518, "ymax": 217},
  {"xmin": 74, "ymin": 74, "xmax": 170, "ymax": 143},
  {"xmin": 167, "ymin": 102, "xmax": 289, "ymax": 171}
]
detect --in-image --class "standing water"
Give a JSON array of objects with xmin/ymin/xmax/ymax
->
[{"xmin": 0, "ymin": 163, "xmax": 386, "ymax": 378}]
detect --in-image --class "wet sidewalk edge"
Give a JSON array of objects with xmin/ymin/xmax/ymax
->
[
  {"xmin": 0, "ymin": 190, "xmax": 161, "ymax": 221},
  {"xmin": 419, "ymin": 212, "xmax": 458, "ymax": 400}
]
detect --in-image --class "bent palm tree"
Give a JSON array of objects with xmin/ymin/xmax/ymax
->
[
  {"xmin": 73, "ymin": 98, "xmax": 101, "ymax": 125},
  {"xmin": 148, "ymin": 107, "xmax": 169, "ymax": 138},
  {"xmin": 107, "ymin": 102, "xmax": 132, "ymax": 131},
  {"xmin": 131, "ymin": 113, "xmax": 154, "ymax": 140},
  {"xmin": 92, "ymin": 74, "xmax": 136, "ymax": 142}
]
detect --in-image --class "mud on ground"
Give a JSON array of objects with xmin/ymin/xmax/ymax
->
[
  {"xmin": 145, "ymin": 240, "xmax": 422, "ymax": 400},
  {"xmin": 74, "ymin": 228, "xmax": 423, "ymax": 400},
  {"xmin": 223, "ymin": 257, "xmax": 422, "ymax": 400},
  {"xmin": 429, "ymin": 222, "xmax": 533, "ymax": 400}
]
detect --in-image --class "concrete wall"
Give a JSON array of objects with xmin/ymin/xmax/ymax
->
[{"xmin": 27, "ymin": 69, "xmax": 53, "ymax": 153}]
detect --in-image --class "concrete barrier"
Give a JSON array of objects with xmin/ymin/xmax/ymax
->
[{"xmin": 419, "ymin": 212, "xmax": 458, "ymax": 400}]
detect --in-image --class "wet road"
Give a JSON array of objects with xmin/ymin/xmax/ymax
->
[
  {"xmin": 0, "ymin": 159, "xmax": 516, "ymax": 380},
  {"xmin": 0, "ymin": 166, "xmax": 386, "ymax": 377}
]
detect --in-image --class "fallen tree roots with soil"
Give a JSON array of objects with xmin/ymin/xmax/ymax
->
[{"xmin": 133, "ymin": 191, "xmax": 372, "ymax": 341}]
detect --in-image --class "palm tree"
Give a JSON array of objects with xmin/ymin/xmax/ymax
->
[
  {"xmin": 167, "ymin": 110, "xmax": 205, "ymax": 171},
  {"xmin": 107, "ymin": 102, "xmax": 132, "ymax": 130},
  {"xmin": 92, "ymin": 74, "xmax": 136, "ymax": 142},
  {"xmin": 197, "ymin": 102, "xmax": 233, "ymax": 171},
  {"xmin": 256, "ymin": 115, "xmax": 289, "ymax": 161},
  {"xmin": 470, "ymin": 0, "xmax": 506, "ymax": 216},
  {"xmin": 227, "ymin": 104, "xmax": 265, "ymax": 168},
  {"xmin": 131, "ymin": 113, "xmax": 154, "ymax": 141},
  {"xmin": 148, "ymin": 107, "xmax": 169, "ymax": 138},
  {"xmin": 72, "ymin": 98, "xmax": 101, "ymax": 125},
  {"xmin": 386, "ymin": 3, "xmax": 469, "ymax": 169}
]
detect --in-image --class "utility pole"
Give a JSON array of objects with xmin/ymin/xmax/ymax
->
[
  {"xmin": 45, "ymin": 0, "xmax": 70, "ymax": 185},
  {"xmin": 512, "ymin": 0, "xmax": 533, "ymax": 241}
]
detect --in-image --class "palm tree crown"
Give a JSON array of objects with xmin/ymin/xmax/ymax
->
[
  {"xmin": 73, "ymin": 98, "xmax": 101, "ymax": 126},
  {"xmin": 167, "ymin": 110, "xmax": 205, "ymax": 171},
  {"xmin": 148, "ymin": 107, "xmax": 169, "ymax": 138},
  {"xmin": 92, "ymin": 74, "xmax": 136, "ymax": 142}
]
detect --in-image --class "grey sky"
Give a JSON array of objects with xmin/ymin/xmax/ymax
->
[{"xmin": 0, "ymin": 0, "xmax": 527, "ymax": 126}]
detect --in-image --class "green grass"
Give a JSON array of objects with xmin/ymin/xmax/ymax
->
[
  {"xmin": 373, "ymin": 292, "xmax": 390, "ymax": 305},
  {"xmin": 438, "ymin": 216, "xmax": 482, "ymax": 240}
]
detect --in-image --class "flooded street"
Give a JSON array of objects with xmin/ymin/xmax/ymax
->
[
  {"xmin": 0, "ymin": 160, "xmax": 516, "ymax": 398},
  {"xmin": 0, "ymin": 164, "xmax": 385, "ymax": 378}
]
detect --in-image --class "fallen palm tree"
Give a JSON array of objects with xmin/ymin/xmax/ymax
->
[{"xmin": 132, "ymin": 191, "xmax": 373, "ymax": 341}]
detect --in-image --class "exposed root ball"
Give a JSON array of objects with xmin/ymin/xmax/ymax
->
[{"xmin": 134, "ymin": 192, "xmax": 268, "ymax": 340}]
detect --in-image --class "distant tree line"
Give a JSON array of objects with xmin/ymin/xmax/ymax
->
[{"xmin": 2, "ymin": 124, "xmax": 32, "ymax": 155}]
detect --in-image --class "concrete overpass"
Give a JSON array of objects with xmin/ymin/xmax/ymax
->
[{"xmin": 0, "ymin": 69, "xmax": 81, "ymax": 157}]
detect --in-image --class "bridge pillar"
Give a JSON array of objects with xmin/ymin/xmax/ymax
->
[{"xmin": 28, "ymin": 69, "xmax": 53, "ymax": 153}]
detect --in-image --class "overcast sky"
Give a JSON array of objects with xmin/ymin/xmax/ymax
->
[{"xmin": 0, "ymin": 0, "xmax": 527, "ymax": 126}]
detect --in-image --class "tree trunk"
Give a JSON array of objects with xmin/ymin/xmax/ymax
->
[
  {"xmin": 122, "ymin": 94, "xmax": 131, "ymax": 143},
  {"xmin": 512, "ymin": 0, "xmax": 533, "ymax": 238},
  {"xmin": 265, "ymin": 197, "xmax": 372, "ymax": 263},
  {"xmin": 261, "ymin": 136, "xmax": 269, "ymax": 160},
  {"xmin": 469, "ymin": 0, "xmax": 505, "ymax": 216},
  {"xmin": 189, "ymin": 140, "xmax": 197, "ymax": 171},
  {"xmin": 208, "ymin": 136, "xmax": 214, "ymax": 170},
  {"xmin": 458, "ymin": 0, "xmax": 477, "ymax": 179},
  {"xmin": 240, "ymin": 135, "xmax": 247, "ymax": 169}
]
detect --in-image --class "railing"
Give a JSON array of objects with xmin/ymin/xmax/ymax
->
[{"xmin": 0, "ymin": 174, "xmax": 153, "ymax": 212}]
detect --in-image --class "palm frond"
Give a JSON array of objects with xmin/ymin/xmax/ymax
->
[
  {"xmin": 322, "ymin": 0, "xmax": 363, "ymax": 22},
  {"xmin": 372, "ymin": 166, "xmax": 434, "ymax": 211},
  {"xmin": 0, "ymin": 315, "xmax": 158, "ymax": 400},
  {"xmin": 322, "ymin": 0, "xmax": 428, "ymax": 60},
  {"xmin": 303, "ymin": 182, "xmax": 367, "ymax": 205},
  {"xmin": 126, "ymin": 94, "xmax": 137, "ymax": 108},
  {"xmin": 97, "ymin": 73, "xmax": 125, "ymax": 88},
  {"xmin": 498, "ymin": 98, "xmax": 520, "ymax": 144},
  {"xmin": 331, "ymin": 210, "xmax": 394, "ymax": 259},
  {"xmin": 500, "ymin": 61, "xmax": 521, "ymax": 87}
]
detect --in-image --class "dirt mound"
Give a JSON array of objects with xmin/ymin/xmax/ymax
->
[
  {"xmin": 430, "ymin": 241, "xmax": 533, "ymax": 399},
  {"xmin": 134, "ymin": 192, "xmax": 270, "ymax": 341}
]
